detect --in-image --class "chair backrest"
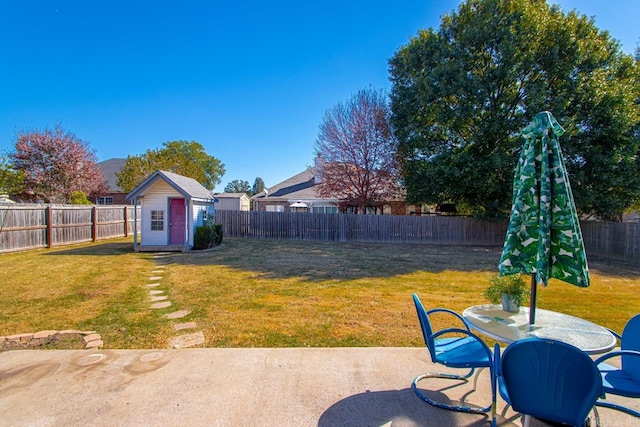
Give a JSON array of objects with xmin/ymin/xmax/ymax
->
[
  {"xmin": 412, "ymin": 293, "xmax": 437, "ymax": 362},
  {"xmin": 500, "ymin": 338, "xmax": 603, "ymax": 427},
  {"xmin": 622, "ymin": 314, "xmax": 640, "ymax": 382}
]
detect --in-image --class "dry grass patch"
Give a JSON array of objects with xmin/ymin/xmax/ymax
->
[
  {"xmin": 0, "ymin": 238, "xmax": 171, "ymax": 349},
  {"xmin": 2, "ymin": 237, "xmax": 639, "ymax": 350},
  {"xmin": 164, "ymin": 239, "xmax": 640, "ymax": 348}
]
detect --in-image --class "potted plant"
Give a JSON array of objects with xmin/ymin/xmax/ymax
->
[{"xmin": 483, "ymin": 274, "xmax": 528, "ymax": 313}]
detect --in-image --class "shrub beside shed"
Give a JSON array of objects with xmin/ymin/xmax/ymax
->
[{"xmin": 126, "ymin": 170, "xmax": 216, "ymax": 252}]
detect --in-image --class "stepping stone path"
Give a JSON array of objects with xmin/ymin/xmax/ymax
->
[
  {"xmin": 149, "ymin": 252, "xmax": 204, "ymax": 348},
  {"xmin": 1, "ymin": 251, "xmax": 204, "ymax": 351}
]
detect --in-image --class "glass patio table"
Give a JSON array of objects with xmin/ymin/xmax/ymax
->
[{"xmin": 462, "ymin": 304, "xmax": 617, "ymax": 355}]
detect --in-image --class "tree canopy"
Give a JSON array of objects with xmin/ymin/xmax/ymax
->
[
  {"xmin": 224, "ymin": 179, "xmax": 251, "ymax": 193},
  {"xmin": 10, "ymin": 126, "xmax": 105, "ymax": 203},
  {"xmin": 251, "ymin": 177, "xmax": 265, "ymax": 196},
  {"xmin": 389, "ymin": 0, "xmax": 640, "ymax": 219},
  {"xmin": 117, "ymin": 140, "xmax": 225, "ymax": 192},
  {"xmin": 315, "ymin": 87, "xmax": 402, "ymax": 213}
]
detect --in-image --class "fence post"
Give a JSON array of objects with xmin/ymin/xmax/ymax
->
[
  {"xmin": 123, "ymin": 206, "xmax": 129, "ymax": 237},
  {"xmin": 92, "ymin": 206, "xmax": 98, "ymax": 242},
  {"xmin": 46, "ymin": 205, "xmax": 53, "ymax": 248}
]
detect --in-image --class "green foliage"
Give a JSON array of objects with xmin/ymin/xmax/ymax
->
[
  {"xmin": 484, "ymin": 274, "xmax": 528, "ymax": 308},
  {"xmin": 389, "ymin": 0, "xmax": 640, "ymax": 220},
  {"xmin": 193, "ymin": 223, "xmax": 223, "ymax": 250},
  {"xmin": 116, "ymin": 140, "xmax": 225, "ymax": 193},
  {"xmin": 251, "ymin": 177, "xmax": 265, "ymax": 196},
  {"xmin": 0, "ymin": 154, "xmax": 25, "ymax": 195},
  {"xmin": 68, "ymin": 191, "xmax": 93, "ymax": 205},
  {"xmin": 213, "ymin": 224, "xmax": 223, "ymax": 245},
  {"xmin": 224, "ymin": 179, "xmax": 251, "ymax": 193}
]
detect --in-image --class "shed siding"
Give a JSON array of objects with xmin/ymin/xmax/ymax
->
[
  {"xmin": 215, "ymin": 195, "xmax": 250, "ymax": 211},
  {"xmin": 140, "ymin": 181, "xmax": 182, "ymax": 246}
]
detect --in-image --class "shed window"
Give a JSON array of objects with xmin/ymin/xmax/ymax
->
[{"xmin": 151, "ymin": 210, "xmax": 164, "ymax": 231}]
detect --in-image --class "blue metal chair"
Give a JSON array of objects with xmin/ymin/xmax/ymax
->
[
  {"xmin": 494, "ymin": 338, "xmax": 603, "ymax": 427},
  {"xmin": 411, "ymin": 293, "xmax": 495, "ymax": 414},
  {"xmin": 594, "ymin": 313, "xmax": 640, "ymax": 418}
]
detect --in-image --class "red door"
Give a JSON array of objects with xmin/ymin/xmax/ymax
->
[{"xmin": 169, "ymin": 198, "xmax": 186, "ymax": 245}]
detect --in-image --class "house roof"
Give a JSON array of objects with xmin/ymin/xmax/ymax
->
[
  {"xmin": 98, "ymin": 158, "xmax": 127, "ymax": 192},
  {"xmin": 126, "ymin": 170, "xmax": 214, "ymax": 202},
  {"xmin": 252, "ymin": 168, "xmax": 324, "ymax": 201}
]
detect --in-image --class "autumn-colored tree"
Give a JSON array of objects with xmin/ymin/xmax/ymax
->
[
  {"xmin": 315, "ymin": 88, "xmax": 402, "ymax": 213},
  {"xmin": 10, "ymin": 126, "xmax": 106, "ymax": 203},
  {"xmin": 117, "ymin": 140, "xmax": 225, "ymax": 192}
]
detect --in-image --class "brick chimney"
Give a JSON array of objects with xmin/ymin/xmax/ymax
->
[{"xmin": 314, "ymin": 155, "xmax": 324, "ymax": 184}]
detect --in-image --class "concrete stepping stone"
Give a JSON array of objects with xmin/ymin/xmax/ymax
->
[
  {"xmin": 169, "ymin": 331, "xmax": 204, "ymax": 349},
  {"xmin": 85, "ymin": 340, "xmax": 103, "ymax": 349},
  {"xmin": 83, "ymin": 333, "xmax": 101, "ymax": 343},
  {"xmin": 173, "ymin": 322, "xmax": 197, "ymax": 331},
  {"xmin": 149, "ymin": 276, "xmax": 163, "ymax": 281},
  {"xmin": 166, "ymin": 309, "xmax": 191, "ymax": 319},
  {"xmin": 151, "ymin": 301, "xmax": 171, "ymax": 309},
  {"xmin": 146, "ymin": 283, "xmax": 160, "ymax": 287},
  {"xmin": 149, "ymin": 290, "xmax": 163, "ymax": 295},
  {"xmin": 150, "ymin": 295, "xmax": 168, "ymax": 302},
  {"xmin": 151, "ymin": 270, "xmax": 164, "ymax": 274}
]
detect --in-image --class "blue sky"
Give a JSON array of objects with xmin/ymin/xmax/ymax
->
[{"xmin": 1, "ymin": 1, "xmax": 638, "ymax": 193}]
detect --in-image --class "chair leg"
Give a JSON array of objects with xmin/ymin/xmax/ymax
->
[{"xmin": 412, "ymin": 368, "xmax": 493, "ymax": 414}]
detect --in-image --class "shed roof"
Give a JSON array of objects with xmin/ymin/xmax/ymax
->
[{"xmin": 126, "ymin": 170, "xmax": 214, "ymax": 202}]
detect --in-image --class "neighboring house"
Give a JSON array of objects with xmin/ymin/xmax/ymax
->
[
  {"xmin": 213, "ymin": 193, "xmax": 250, "ymax": 211},
  {"xmin": 96, "ymin": 158, "xmax": 129, "ymax": 205},
  {"xmin": 126, "ymin": 170, "xmax": 216, "ymax": 252},
  {"xmin": 252, "ymin": 157, "xmax": 415, "ymax": 215}
]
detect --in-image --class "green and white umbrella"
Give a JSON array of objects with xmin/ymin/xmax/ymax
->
[{"xmin": 498, "ymin": 111, "xmax": 590, "ymax": 324}]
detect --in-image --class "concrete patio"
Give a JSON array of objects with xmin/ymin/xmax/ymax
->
[{"xmin": 0, "ymin": 347, "xmax": 638, "ymax": 426}]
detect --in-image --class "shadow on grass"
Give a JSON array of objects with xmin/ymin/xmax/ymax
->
[
  {"xmin": 166, "ymin": 238, "xmax": 504, "ymax": 280},
  {"xmin": 45, "ymin": 241, "xmax": 136, "ymax": 256}
]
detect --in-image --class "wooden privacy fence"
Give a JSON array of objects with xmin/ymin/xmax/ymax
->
[
  {"xmin": 216, "ymin": 210, "xmax": 508, "ymax": 246},
  {"xmin": 216, "ymin": 210, "xmax": 640, "ymax": 265},
  {"xmin": 0, "ymin": 204, "xmax": 139, "ymax": 253}
]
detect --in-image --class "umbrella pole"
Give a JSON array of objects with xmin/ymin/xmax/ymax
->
[{"xmin": 529, "ymin": 273, "xmax": 537, "ymax": 325}]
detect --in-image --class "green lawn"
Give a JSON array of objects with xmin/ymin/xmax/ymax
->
[{"xmin": 1, "ymin": 237, "xmax": 639, "ymax": 349}]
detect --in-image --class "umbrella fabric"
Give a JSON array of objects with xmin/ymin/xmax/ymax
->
[{"xmin": 498, "ymin": 111, "xmax": 589, "ymax": 288}]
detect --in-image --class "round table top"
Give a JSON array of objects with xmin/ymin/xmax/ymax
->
[{"xmin": 462, "ymin": 304, "xmax": 617, "ymax": 354}]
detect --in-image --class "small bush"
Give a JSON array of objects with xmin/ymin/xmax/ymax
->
[
  {"xmin": 213, "ymin": 224, "xmax": 223, "ymax": 245},
  {"xmin": 193, "ymin": 223, "xmax": 223, "ymax": 250}
]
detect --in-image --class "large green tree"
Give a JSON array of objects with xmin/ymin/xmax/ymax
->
[
  {"xmin": 117, "ymin": 140, "xmax": 225, "ymax": 192},
  {"xmin": 389, "ymin": 0, "xmax": 640, "ymax": 219}
]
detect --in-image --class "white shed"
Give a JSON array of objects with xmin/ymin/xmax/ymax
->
[{"xmin": 126, "ymin": 170, "xmax": 216, "ymax": 251}]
